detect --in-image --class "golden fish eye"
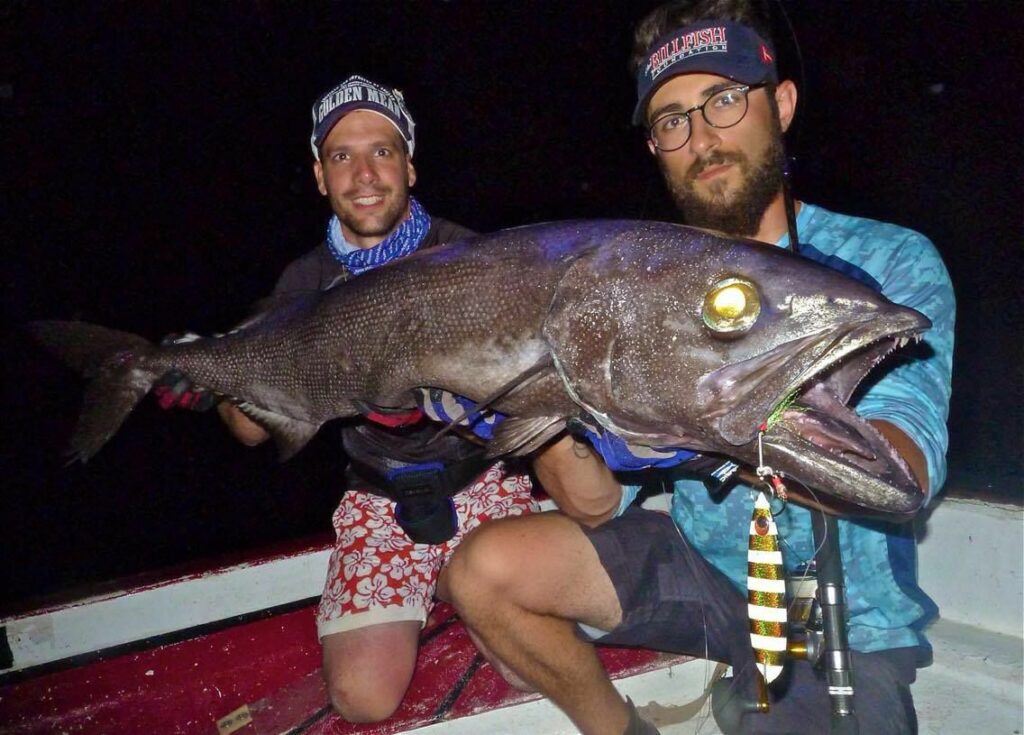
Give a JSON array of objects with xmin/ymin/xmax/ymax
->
[{"xmin": 703, "ymin": 278, "xmax": 760, "ymax": 333}]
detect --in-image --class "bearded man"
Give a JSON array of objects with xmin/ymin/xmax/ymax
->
[{"xmin": 444, "ymin": 2, "xmax": 955, "ymax": 734}]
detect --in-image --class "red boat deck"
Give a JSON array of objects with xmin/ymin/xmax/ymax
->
[{"xmin": 0, "ymin": 600, "xmax": 683, "ymax": 735}]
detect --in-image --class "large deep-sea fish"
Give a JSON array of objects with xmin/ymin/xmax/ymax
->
[{"xmin": 28, "ymin": 220, "xmax": 929, "ymax": 515}]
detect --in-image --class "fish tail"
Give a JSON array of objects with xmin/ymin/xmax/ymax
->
[
  {"xmin": 747, "ymin": 490, "xmax": 788, "ymax": 684},
  {"xmin": 26, "ymin": 320, "xmax": 163, "ymax": 462}
]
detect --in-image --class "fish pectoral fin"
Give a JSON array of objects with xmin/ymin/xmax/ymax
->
[
  {"xmin": 487, "ymin": 416, "xmax": 566, "ymax": 458},
  {"xmin": 235, "ymin": 402, "xmax": 321, "ymax": 461},
  {"xmin": 272, "ymin": 421, "xmax": 322, "ymax": 462}
]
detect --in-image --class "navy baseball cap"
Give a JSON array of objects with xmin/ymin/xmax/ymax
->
[
  {"xmin": 633, "ymin": 20, "xmax": 778, "ymax": 125},
  {"xmin": 310, "ymin": 75, "xmax": 416, "ymax": 159}
]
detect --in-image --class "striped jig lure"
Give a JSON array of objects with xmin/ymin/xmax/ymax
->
[{"xmin": 747, "ymin": 490, "xmax": 788, "ymax": 684}]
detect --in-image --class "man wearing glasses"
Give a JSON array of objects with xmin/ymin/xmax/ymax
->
[{"xmin": 446, "ymin": 2, "xmax": 954, "ymax": 734}]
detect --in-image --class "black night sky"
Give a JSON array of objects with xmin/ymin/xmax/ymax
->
[{"xmin": 2, "ymin": 2, "xmax": 1021, "ymax": 608}]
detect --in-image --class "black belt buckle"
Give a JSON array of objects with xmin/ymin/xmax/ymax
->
[{"xmin": 389, "ymin": 467, "xmax": 447, "ymax": 500}]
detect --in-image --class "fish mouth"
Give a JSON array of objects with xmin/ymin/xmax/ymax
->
[
  {"xmin": 702, "ymin": 305, "xmax": 931, "ymax": 515},
  {"xmin": 709, "ymin": 305, "xmax": 929, "ymax": 445},
  {"xmin": 757, "ymin": 328, "xmax": 929, "ymax": 515}
]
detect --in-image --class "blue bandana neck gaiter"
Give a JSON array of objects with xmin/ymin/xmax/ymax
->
[{"xmin": 326, "ymin": 196, "xmax": 432, "ymax": 276}]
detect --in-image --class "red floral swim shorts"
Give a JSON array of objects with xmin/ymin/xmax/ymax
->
[{"xmin": 316, "ymin": 462, "xmax": 536, "ymax": 639}]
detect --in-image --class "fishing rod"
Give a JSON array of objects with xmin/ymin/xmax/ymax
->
[{"xmin": 710, "ymin": 3, "xmax": 861, "ymax": 732}]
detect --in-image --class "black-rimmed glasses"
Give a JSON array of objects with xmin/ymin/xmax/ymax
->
[{"xmin": 648, "ymin": 83, "xmax": 767, "ymax": 152}]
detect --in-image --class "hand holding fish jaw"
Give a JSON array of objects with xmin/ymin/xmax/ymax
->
[{"xmin": 26, "ymin": 219, "xmax": 932, "ymax": 516}]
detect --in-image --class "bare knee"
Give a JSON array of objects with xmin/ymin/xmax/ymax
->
[
  {"xmin": 448, "ymin": 512, "xmax": 621, "ymax": 631},
  {"xmin": 326, "ymin": 673, "xmax": 404, "ymax": 722},
  {"xmin": 321, "ymin": 622, "xmax": 419, "ymax": 722},
  {"xmin": 446, "ymin": 517, "xmax": 533, "ymax": 610}
]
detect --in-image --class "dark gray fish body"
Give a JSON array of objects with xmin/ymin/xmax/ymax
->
[{"xmin": 28, "ymin": 220, "xmax": 930, "ymax": 515}]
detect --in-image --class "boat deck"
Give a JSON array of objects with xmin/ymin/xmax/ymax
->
[
  {"xmin": 406, "ymin": 617, "xmax": 1022, "ymax": 735},
  {"xmin": 1, "ymin": 497, "xmax": 1021, "ymax": 734}
]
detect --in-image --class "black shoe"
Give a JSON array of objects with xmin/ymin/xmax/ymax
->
[{"xmin": 623, "ymin": 696, "xmax": 661, "ymax": 735}]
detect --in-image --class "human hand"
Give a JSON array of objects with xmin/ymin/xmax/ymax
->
[
  {"xmin": 152, "ymin": 333, "xmax": 217, "ymax": 412},
  {"xmin": 153, "ymin": 369, "xmax": 217, "ymax": 412}
]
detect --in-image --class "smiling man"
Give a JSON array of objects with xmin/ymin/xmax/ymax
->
[
  {"xmin": 313, "ymin": 96, "xmax": 416, "ymax": 249},
  {"xmin": 446, "ymin": 2, "xmax": 955, "ymax": 734},
  {"xmin": 212, "ymin": 76, "xmax": 537, "ymax": 723}
]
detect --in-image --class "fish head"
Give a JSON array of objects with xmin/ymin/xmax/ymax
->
[
  {"xmin": 691, "ymin": 237, "xmax": 930, "ymax": 446},
  {"xmin": 544, "ymin": 221, "xmax": 930, "ymax": 513},
  {"xmin": 696, "ymin": 240, "xmax": 932, "ymax": 514}
]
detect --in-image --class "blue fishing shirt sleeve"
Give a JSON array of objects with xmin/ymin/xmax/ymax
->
[{"xmin": 789, "ymin": 205, "xmax": 956, "ymax": 502}]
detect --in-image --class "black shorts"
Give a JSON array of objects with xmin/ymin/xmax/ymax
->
[{"xmin": 581, "ymin": 507, "xmax": 920, "ymax": 734}]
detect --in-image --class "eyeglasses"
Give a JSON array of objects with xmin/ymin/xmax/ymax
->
[{"xmin": 648, "ymin": 83, "xmax": 766, "ymax": 152}]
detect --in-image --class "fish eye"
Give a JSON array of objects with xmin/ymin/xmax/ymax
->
[{"xmin": 703, "ymin": 277, "xmax": 760, "ymax": 333}]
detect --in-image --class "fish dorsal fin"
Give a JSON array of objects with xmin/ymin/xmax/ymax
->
[
  {"xmin": 234, "ymin": 401, "xmax": 321, "ymax": 461},
  {"xmin": 486, "ymin": 416, "xmax": 566, "ymax": 458}
]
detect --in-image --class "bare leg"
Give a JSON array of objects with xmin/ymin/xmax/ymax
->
[
  {"xmin": 321, "ymin": 620, "xmax": 421, "ymax": 722},
  {"xmin": 446, "ymin": 511, "xmax": 632, "ymax": 735},
  {"xmin": 464, "ymin": 626, "xmax": 536, "ymax": 692}
]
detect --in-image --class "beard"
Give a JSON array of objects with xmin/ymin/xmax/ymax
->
[
  {"xmin": 663, "ymin": 126, "xmax": 786, "ymax": 237},
  {"xmin": 337, "ymin": 187, "xmax": 410, "ymax": 241}
]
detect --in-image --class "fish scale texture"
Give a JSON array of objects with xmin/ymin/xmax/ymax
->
[{"xmin": 35, "ymin": 219, "xmax": 931, "ymax": 507}]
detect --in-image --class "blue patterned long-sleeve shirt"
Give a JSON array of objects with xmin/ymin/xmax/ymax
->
[{"xmin": 620, "ymin": 202, "xmax": 956, "ymax": 654}]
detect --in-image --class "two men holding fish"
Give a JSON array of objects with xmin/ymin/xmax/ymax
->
[
  {"xmin": 444, "ymin": 2, "xmax": 955, "ymax": 734},
  {"xmin": 27, "ymin": 1, "xmax": 955, "ymax": 733}
]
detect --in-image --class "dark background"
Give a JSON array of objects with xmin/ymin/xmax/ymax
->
[{"xmin": 2, "ymin": 1, "xmax": 1021, "ymax": 608}]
